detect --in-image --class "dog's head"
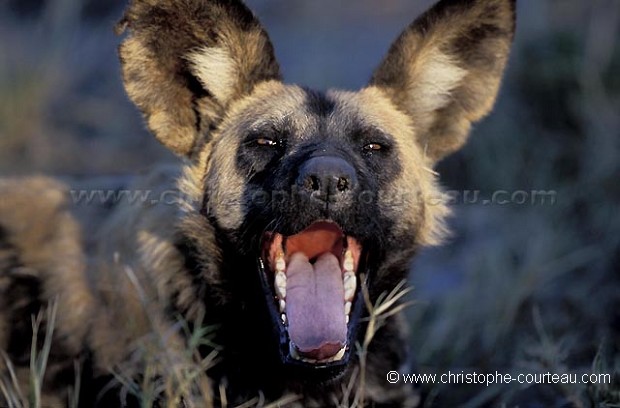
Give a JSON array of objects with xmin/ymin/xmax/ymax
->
[{"xmin": 118, "ymin": 0, "xmax": 515, "ymax": 380}]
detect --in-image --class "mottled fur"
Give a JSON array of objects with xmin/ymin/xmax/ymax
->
[{"xmin": 1, "ymin": 0, "xmax": 515, "ymax": 406}]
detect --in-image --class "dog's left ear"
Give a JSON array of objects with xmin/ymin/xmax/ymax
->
[
  {"xmin": 117, "ymin": 0, "xmax": 280, "ymax": 157},
  {"xmin": 370, "ymin": 0, "xmax": 516, "ymax": 162}
]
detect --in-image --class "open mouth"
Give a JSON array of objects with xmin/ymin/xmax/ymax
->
[{"xmin": 259, "ymin": 221, "xmax": 363, "ymax": 367}]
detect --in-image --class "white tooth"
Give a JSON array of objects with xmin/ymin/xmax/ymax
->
[
  {"xmin": 276, "ymin": 285, "xmax": 286, "ymax": 300},
  {"xmin": 344, "ymin": 271, "xmax": 355, "ymax": 283},
  {"xmin": 281, "ymin": 313, "xmax": 287, "ymax": 325},
  {"xmin": 333, "ymin": 347, "xmax": 346, "ymax": 362},
  {"xmin": 344, "ymin": 288, "xmax": 355, "ymax": 301},
  {"xmin": 344, "ymin": 301, "xmax": 352, "ymax": 315},
  {"xmin": 346, "ymin": 315, "xmax": 350, "ymax": 324},
  {"xmin": 275, "ymin": 256, "xmax": 286, "ymax": 272},
  {"xmin": 275, "ymin": 271, "xmax": 287, "ymax": 287},
  {"xmin": 279, "ymin": 299, "xmax": 286, "ymax": 313},
  {"xmin": 275, "ymin": 272, "xmax": 287, "ymax": 299},
  {"xmin": 344, "ymin": 272, "xmax": 356, "ymax": 300},
  {"xmin": 343, "ymin": 250, "xmax": 354, "ymax": 271}
]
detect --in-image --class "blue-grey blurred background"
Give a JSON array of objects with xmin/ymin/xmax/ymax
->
[{"xmin": 1, "ymin": 0, "xmax": 618, "ymax": 406}]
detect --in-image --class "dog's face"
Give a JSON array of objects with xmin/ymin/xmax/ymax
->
[
  {"xmin": 206, "ymin": 84, "xmax": 432, "ymax": 370},
  {"xmin": 118, "ymin": 0, "xmax": 515, "ymax": 378}
]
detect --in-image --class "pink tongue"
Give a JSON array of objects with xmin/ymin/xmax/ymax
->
[{"xmin": 286, "ymin": 252, "xmax": 347, "ymax": 360}]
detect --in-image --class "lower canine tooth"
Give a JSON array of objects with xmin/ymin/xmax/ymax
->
[
  {"xmin": 333, "ymin": 347, "xmax": 346, "ymax": 362},
  {"xmin": 281, "ymin": 313, "xmax": 287, "ymax": 324},
  {"xmin": 279, "ymin": 299, "xmax": 286, "ymax": 313},
  {"xmin": 344, "ymin": 301, "xmax": 352, "ymax": 315}
]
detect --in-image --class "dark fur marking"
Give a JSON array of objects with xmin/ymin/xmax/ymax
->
[
  {"xmin": 450, "ymin": 23, "xmax": 513, "ymax": 68},
  {"xmin": 304, "ymin": 89, "xmax": 336, "ymax": 118},
  {"xmin": 351, "ymin": 126, "xmax": 402, "ymax": 188},
  {"xmin": 0, "ymin": 227, "xmax": 86, "ymax": 401},
  {"xmin": 0, "ymin": 226, "xmax": 19, "ymax": 272},
  {"xmin": 0, "ymin": 227, "xmax": 39, "ymax": 366},
  {"xmin": 171, "ymin": 239, "xmax": 210, "ymax": 316},
  {"xmin": 0, "ymin": 226, "xmax": 9, "ymax": 245},
  {"xmin": 180, "ymin": 65, "xmax": 213, "ymax": 155},
  {"xmin": 5, "ymin": 274, "xmax": 43, "ymax": 364}
]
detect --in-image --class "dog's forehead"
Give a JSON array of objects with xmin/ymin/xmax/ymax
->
[
  {"xmin": 226, "ymin": 82, "xmax": 413, "ymax": 143},
  {"xmin": 325, "ymin": 87, "xmax": 414, "ymax": 143},
  {"xmin": 221, "ymin": 82, "xmax": 314, "ymax": 140}
]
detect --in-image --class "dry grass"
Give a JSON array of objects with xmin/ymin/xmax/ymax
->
[{"xmin": 0, "ymin": 275, "xmax": 414, "ymax": 407}]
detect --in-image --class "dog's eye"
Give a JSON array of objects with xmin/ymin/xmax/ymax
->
[
  {"xmin": 363, "ymin": 143, "xmax": 383, "ymax": 152},
  {"xmin": 256, "ymin": 137, "xmax": 278, "ymax": 147}
]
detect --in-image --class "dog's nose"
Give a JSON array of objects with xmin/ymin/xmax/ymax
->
[{"xmin": 297, "ymin": 156, "xmax": 358, "ymax": 201}]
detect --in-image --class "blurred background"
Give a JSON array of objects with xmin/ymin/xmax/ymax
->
[{"xmin": 1, "ymin": 0, "xmax": 618, "ymax": 406}]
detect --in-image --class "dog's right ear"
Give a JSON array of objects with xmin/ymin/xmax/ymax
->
[{"xmin": 117, "ymin": 0, "xmax": 281, "ymax": 157}]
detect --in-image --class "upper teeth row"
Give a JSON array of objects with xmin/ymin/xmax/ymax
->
[
  {"xmin": 275, "ymin": 271, "xmax": 286, "ymax": 299},
  {"xmin": 343, "ymin": 250, "xmax": 354, "ymax": 272},
  {"xmin": 344, "ymin": 271, "xmax": 356, "ymax": 301},
  {"xmin": 274, "ymin": 250, "xmax": 357, "ymax": 324}
]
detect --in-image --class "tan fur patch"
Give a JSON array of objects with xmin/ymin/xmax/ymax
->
[
  {"xmin": 403, "ymin": 46, "xmax": 468, "ymax": 129},
  {"xmin": 189, "ymin": 46, "xmax": 238, "ymax": 105}
]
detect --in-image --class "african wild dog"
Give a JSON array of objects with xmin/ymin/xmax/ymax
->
[{"xmin": 0, "ymin": 0, "xmax": 516, "ymax": 406}]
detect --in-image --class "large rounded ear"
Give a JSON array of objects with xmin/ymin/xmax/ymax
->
[
  {"xmin": 117, "ymin": 0, "xmax": 281, "ymax": 157},
  {"xmin": 370, "ymin": 0, "xmax": 516, "ymax": 163}
]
